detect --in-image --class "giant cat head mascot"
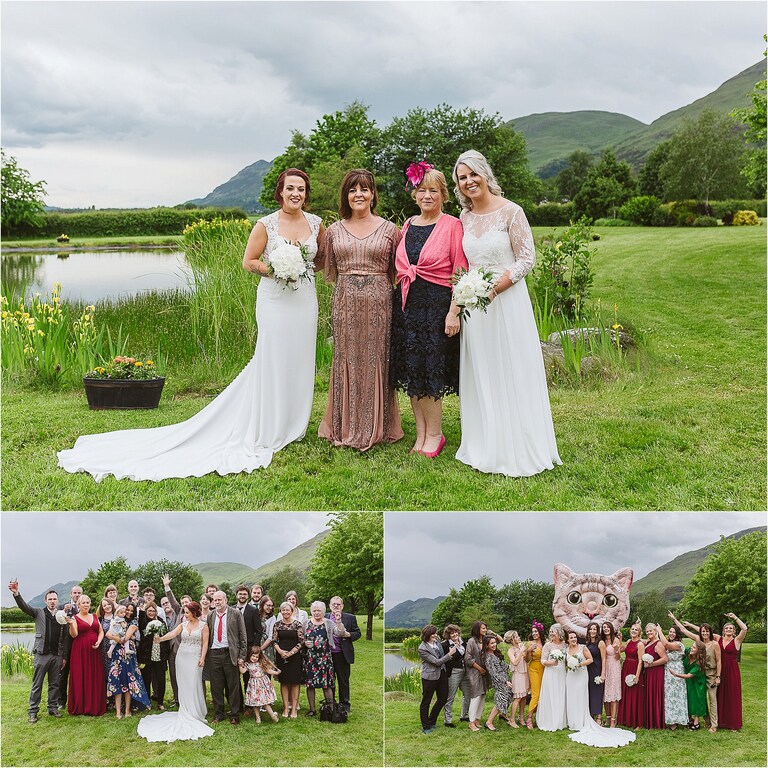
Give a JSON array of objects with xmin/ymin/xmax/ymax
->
[{"xmin": 552, "ymin": 563, "xmax": 633, "ymax": 640}]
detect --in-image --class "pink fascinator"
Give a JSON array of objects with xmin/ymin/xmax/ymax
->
[
  {"xmin": 532, "ymin": 619, "xmax": 545, "ymax": 635},
  {"xmin": 404, "ymin": 160, "xmax": 433, "ymax": 190}
]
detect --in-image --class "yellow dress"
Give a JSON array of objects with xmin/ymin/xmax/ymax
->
[{"xmin": 528, "ymin": 644, "xmax": 544, "ymax": 714}]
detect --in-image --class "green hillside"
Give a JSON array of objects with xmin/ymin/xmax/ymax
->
[
  {"xmin": 632, "ymin": 526, "xmax": 766, "ymax": 602},
  {"xmin": 384, "ymin": 596, "xmax": 447, "ymax": 629},
  {"xmin": 185, "ymin": 158, "xmax": 273, "ymax": 213},
  {"xmin": 192, "ymin": 529, "xmax": 329, "ymax": 587},
  {"xmin": 511, "ymin": 60, "xmax": 764, "ymax": 175}
]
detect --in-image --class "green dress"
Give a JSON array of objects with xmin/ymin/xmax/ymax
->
[{"xmin": 683, "ymin": 651, "xmax": 708, "ymax": 718}]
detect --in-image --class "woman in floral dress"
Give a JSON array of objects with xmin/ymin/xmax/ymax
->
[
  {"xmin": 657, "ymin": 623, "xmax": 688, "ymax": 729},
  {"xmin": 105, "ymin": 602, "xmax": 150, "ymax": 717},
  {"xmin": 482, "ymin": 635, "xmax": 513, "ymax": 730},
  {"xmin": 302, "ymin": 601, "xmax": 340, "ymax": 716},
  {"xmin": 602, "ymin": 621, "xmax": 622, "ymax": 727}
]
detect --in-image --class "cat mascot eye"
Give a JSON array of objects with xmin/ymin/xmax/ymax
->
[
  {"xmin": 603, "ymin": 594, "xmax": 618, "ymax": 608},
  {"xmin": 567, "ymin": 591, "xmax": 581, "ymax": 605}
]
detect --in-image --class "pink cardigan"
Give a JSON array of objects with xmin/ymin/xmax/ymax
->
[{"xmin": 395, "ymin": 214, "xmax": 468, "ymax": 310}]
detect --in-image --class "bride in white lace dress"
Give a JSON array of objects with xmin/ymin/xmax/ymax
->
[
  {"xmin": 58, "ymin": 169, "xmax": 321, "ymax": 481},
  {"xmin": 138, "ymin": 604, "xmax": 214, "ymax": 743},
  {"xmin": 452, "ymin": 150, "xmax": 561, "ymax": 477}
]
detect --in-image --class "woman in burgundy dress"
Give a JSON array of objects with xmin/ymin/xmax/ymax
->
[
  {"xmin": 716, "ymin": 613, "xmax": 748, "ymax": 730},
  {"xmin": 67, "ymin": 595, "xmax": 106, "ymax": 716},
  {"xmin": 617, "ymin": 621, "xmax": 644, "ymax": 728},
  {"xmin": 641, "ymin": 623, "xmax": 667, "ymax": 729}
]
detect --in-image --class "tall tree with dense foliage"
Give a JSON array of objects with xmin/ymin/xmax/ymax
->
[
  {"xmin": 679, "ymin": 531, "xmax": 767, "ymax": 631},
  {"xmin": 258, "ymin": 102, "xmax": 380, "ymax": 212},
  {"xmin": 133, "ymin": 559, "xmax": 204, "ymax": 604},
  {"xmin": 307, "ymin": 511, "xmax": 382, "ymax": 639},
  {"xmin": 1, "ymin": 150, "xmax": 46, "ymax": 232},
  {"xmin": 555, "ymin": 150, "xmax": 594, "ymax": 200},
  {"xmin": 573, "ymin": 149, "xmax": 636, "ymax": 219},
  {"xmin": 80, "ymin": 556, "xmax": 133, "ymax": 599},
  {"xmin": 731, "ymin": 40, "xmax": 767, "ymax": 198},
  {"xmin": 431, "ymin": 575, "xmax": 498, "ymax": 630},
  {"xmin": 374, "ymin": 104, "xmax": 541, "ymax": 218},
  {"xmin": 495, "ymin": 579, "xmax": 555, "ymax": 635},
  {"xmin": 660, "ymin": 109, "xmax": 747, "ymax": 205},
  {"xmin": 638, "ymin": 141, "xmax": 671, "ymax": 199},
  {"xmin": 261, "ymin": 566, "xmax": 308, "ymax": 609},
  {"xmin": 630, "ymin": 589, "xmax": 672, "ymax": 630}
]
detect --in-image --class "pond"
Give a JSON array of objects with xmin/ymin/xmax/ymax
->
[
  {"xmin": 0, "ymin": 627, "xmax": 35, "ymax": 649},
  {"xmin": 1, "ymin": 250, "xmax": 193, "ymax": 304},
  {"xmin": 385, "ymin": 651, "xmax": 419, "ymax": 678}
]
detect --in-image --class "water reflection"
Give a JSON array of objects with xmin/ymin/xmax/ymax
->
[
  {"xmin": 385, "ymin": 651, "xmax": 420, "ymax": 677},
  {"xmin": 1, "ymin": 250, "xmax": 193, "ymax": 304}
]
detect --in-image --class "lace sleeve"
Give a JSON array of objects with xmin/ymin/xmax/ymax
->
[
  {"xmin": 319, "ymin": 225, "xmax": 337, "ymax": 283},
  {"xmin": 506, "ymin": 204, "xmax": 536, "ymax": 284}
]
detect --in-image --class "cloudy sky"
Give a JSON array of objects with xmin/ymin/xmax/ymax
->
[
  {"xmin": 1, "ymin": 512, "xmax": 329, "ymax": 606},
  {"xmin": 2, "ymin": 1, "xmax": 764, "ymax": 209},
  {"xmin": 384, "ymin": 512, "xmax": 766, "ymax": 608}
]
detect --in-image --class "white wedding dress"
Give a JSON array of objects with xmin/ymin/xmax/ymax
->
[
  {"xmin": 57, "ymin": 211, "xmax": 320, "ymax": 481},
  {"xmin": 537, "ymin": 643, "xmax": 567, "ymax": 731},
  {"xmin": 457, "ymin": 202, "xmax": 562, "ymax": 477},
  {"xmin": 137, "ymin": 624, "xmax": 214, "ymax": 743},
  {"xmin": 566, "ymin": 645, "xmax": 635, "ymax": 748}
]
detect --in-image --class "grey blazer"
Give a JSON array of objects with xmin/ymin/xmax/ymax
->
[
  {"xmin": 418, "ymin": 640, "xmax": 453, "ymax": 681},
  {"xmin": 13, "ymin": 593, "xmax": 59, "ymax": 655},
  {"xmin": 207, "ymin": 607, "xmax": 247, "ymax": 667}
]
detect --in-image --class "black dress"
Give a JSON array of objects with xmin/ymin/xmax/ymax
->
[
  {"xmin": 391, "ymin": 223, "xmax": 460, "ymax": 399},
  {"xmin": 586, "ymin": 640, "xmax": 603, "ymax": 717},
  {"xmin": 273, "ymin": 620, "xmax": 304, "ymax": 685}
]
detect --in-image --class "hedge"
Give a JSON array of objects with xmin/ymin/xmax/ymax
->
[
  {"xmin": 384, "ymin": 627, "xmax": 421, "ymax": 643},
  {"xmin": 526, "ymin": 202, "xmax": 575, "ymax": 227},
  {"xmin": 3, "ymin": 207, "xmax": 249, "ymax": 239},
  {"xmin": 1, "ymin": 607, "xmax": 31, "ymax": 625}
]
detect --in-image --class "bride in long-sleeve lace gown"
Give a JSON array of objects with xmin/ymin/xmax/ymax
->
[
  {"xmin": 138, "ymin": 609, "xmax": 214, "ymax": 743},
  {"xmin": 452, "ymin": 150, "xmax": 561, "ymax": 477},
  {"xmin": 57, "ymin": 171, "xmax": 320, "ymax": 482}
]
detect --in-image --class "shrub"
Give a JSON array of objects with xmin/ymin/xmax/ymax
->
[
  {"xmin": 733, "ymin": 210, "xmax": 760, "ymax": 226},
  {"xmin": 530, "ymin": 217, "xmax": 595, "ymax": 321},
  {"xmin": 710, "ymin": 199, "xmax": 767, "ymax": 220},
  {"xmin": 384, "ymin": 628, "xmax": 421, "ymax": 643},
  {"xmin": 593, "ymin": 218, "xmax": 634, "ymax": 227},
  {"xmin": 384, "ymin": 666, "xmax": 421, "ymax": 694},
  {"xmin": 650, "ymin": 205, "xmax": 677, "ymax": 227},
  {"xmin": 401, "ymin": 635, "xmax": 420, "ymax": 659},
  {"xmin": 618, "ymin": 195, "xmax": 662, "ymax": 226},
  {"xmin": 526, "ymin": 202, "xmax": 575, "ymax": 227},
  {"xmin": 0, "ymin": 643, "xmax": 34, "ymax": 677},
  {"xmin": 1, "ymin": 607, "xmax": 30, "ymax": 624},
  {"xmin": 692, "ymin": 216, "xmax": 718, "ymax": 227}
]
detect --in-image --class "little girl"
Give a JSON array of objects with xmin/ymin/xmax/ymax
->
[
  {"xmin": 239, "ymin": 645, "xmax": 280, "ymax": 723},
  {"xmin": 107, "ymin": 604, "xmax": 134, "ymax": 658}
]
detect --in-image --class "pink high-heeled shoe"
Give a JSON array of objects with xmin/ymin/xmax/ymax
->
[{"xmin": 421, "ymin": 434, "xmax": 445, "ymax": 458}]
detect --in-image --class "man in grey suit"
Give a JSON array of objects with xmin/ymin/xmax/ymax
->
[
  {"xmin": 8, "ymin": 580, "xmax": 63, "ymax": 723},
  {"xmin": 207, "ymin": 591, "xmax": 247, "ymax": 724}
]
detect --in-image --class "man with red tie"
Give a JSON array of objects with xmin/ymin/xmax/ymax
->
[{"xmin": 207, "ymin": 591, "xmax": 247, "ymax": 724}]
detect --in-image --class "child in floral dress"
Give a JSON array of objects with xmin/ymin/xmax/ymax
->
[{"xmin": 239, "ymin": 646, "xmax": 280, "ymax": 723}]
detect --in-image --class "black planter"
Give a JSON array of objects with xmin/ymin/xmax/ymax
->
[{"xmin": 83, "ymin": 377, "xmax": 166, "ymax": 410}]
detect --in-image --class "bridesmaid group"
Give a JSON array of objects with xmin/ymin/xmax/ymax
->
[
  {"xmin": 418, "ymin": 613, "xmax": 748, "ymax": 736},
  {"xmin": 59, "ymin": 150, "xmax": 561, "ymax": 481}
]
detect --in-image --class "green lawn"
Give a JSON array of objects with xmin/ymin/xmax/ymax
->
[
  {"xmin": 384, "ymin": 644, "xmax": 767, "ymax": 766},
  {"xmin": 2, "ymin": 225, "xmax": 765, "ymax": 510},
  {"xmin": 1, "ymin": 234, "xmax": 183, "ymax": 250},
  {"xmin": 0, "ymin": 618, "xmax": 382, "ymax": 767}
]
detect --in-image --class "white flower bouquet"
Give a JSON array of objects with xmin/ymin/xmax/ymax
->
[
  {"xmin": 55, "ymin": 610, "xmax": 69, "ymax": 625},
  {"xmin": 451, "ymin": 267, "xmax": 495, "ymax": 319},
  {"xmin": 624, "ymin": 674, "xmax": 636, "ymax": 687},
  {"xmin": 641, "ymin": 653, "xmax": 654, "ymax": 665},
  {"xmin": 548, "ymin": 649, "xmax": 566, "ymax": 664},
  {"xmin": 144, "ymin": 619, "xmax": 164, "ymax": 637},
  {"xmin": 268, "ymin": 239, "xmax": 314, "ymax": 289},
  {"xmin": 566, "ymin": 653, "xmax": 583, "ymax": 671},
  {"xmin": 594, "ymin": 675, "xmax": 603, "ymax": 685}
]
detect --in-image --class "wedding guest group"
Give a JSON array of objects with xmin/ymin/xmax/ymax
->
[
  {"xmin": 415, "ymin": 611, "xmax": 749, "ymax": 741},
  {"xmin": 9, "ymin": 578, "xmax": 361, "ymax": 742},
  {"xmin": 58, "ymin": 150, "xmax": 560, "ymax": 482}
]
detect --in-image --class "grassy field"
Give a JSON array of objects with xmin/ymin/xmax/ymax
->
[
  {"xmin": 384, "ymin": 643, "xmax": 767, "ymax": 766},
  {"xmin": 0, "ymin": 618, "xmax": 382, "ymax": 767},
  {"xmin": 2, "ymin": 225, "xmax": 765, "ymax": 510},
  {"xmin": 1, "ymin": 234, "xmax": 183, "ymax": 250}
]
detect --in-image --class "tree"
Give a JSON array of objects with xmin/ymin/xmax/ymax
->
[
  {"xmin": 1, "ymin": 150, "xmax": 46, "ymax": 232},
  {"xmin": 495, "ymin": 579, "xmax": 555, "ymax": 636},
  {"xmin": 307, "ymin": 511, "xmax": 382, "ymax": 640},
  {"xmin": 638, "ymin": 141, "xmax": 671, "ymax": 199},
  {"xmin": 573, "ymin": 149, "xmax": 636, "ymax": 219},
  {"xmin": 261, "ymin": 566, "xmax": 308, "ymax": 609},
  {"xmin": 306, "ymin": 144, "xmax": 368, "ymax": 215},
  {"xmin": 430, "ymin": 575, "xmax": 497, "ymax": 631},
  {"xmin": 555, "ymin": 150, "xmax": 593, "ymax": 200},
  {"xmin": 629, "ymin": 589, "xmax": 672, "ymax": 630},
  {"xmin": 259, "ymin": 102, "xmax": 380, "ymax": 211},
  {"xmin": 660, "ymin": 109, "xmax": 747, "ymax": 206},
  {"xmin": 80, "ymin": 556, "xmax": 133, "ymax": 599},
  {"xmin": 374, "ymin": 104, "xmax": 540, "ymax": 218},
  {"xmin": 732, "ymin": 39, "xmax": 767, "ymax": 198},
  {"xmin": 679, "ymin": 531, "xmax": 767, "ymax": 630},
  {"xmin": 133, "ymin": 559, "xmax": 204, "ymax": 605}
]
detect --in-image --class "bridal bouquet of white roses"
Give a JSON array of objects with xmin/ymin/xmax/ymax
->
[
  {"xmin": 144, "ymin": 619, "xmax": 164, "ymax": 638},
  {"xmin": 55, "ymin": 610, "xmax": 68, "ymax": 625},
  {"xmin": 594, "ymin": 675, "xmax": 603, "ymax": 685},
  {"xmin": 641, "ymin": 653, "xmax": 654, "ymax": 665},
  {"xmin": 566, "ymin": 653, "xmax": 583, "ymax": 671},
  {"xmin": 268, "ymin": 239, "xmax": 314, "ymax": 289},
  {"xmin": 549, "ymin": 648, "xmax": 566, "ymax": 664},
  {"xmin": 451, "ymin": 266, "xmax": 495, "ymax": 319},
  {"xmin": 624, "ymin": 674, "xmax": 636, "ymax": 687}
]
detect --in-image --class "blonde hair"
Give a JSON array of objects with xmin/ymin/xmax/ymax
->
[
  {"xmin": 503, "ymin": 630, "xmax": 520, "ymax": 645},
  {"xmin": 548, "ymin": 624, "xmax": 565, "ymax": 642},
  {"xmin": 411, "ymin": 168, "xmax": 450, "ymax": 204},
  {"xmin": 452, "ymin": 149, "xmax": 503, "ymax": 210}
]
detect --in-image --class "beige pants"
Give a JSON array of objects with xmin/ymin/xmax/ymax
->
[{"xmin": 704, "ymin": 670, "xmax": 718, "ymax": 728}]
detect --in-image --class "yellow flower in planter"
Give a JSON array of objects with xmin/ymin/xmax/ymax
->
[{"xmin": 135, "ymin": 361, "xmax": 143, "ymax": 367}]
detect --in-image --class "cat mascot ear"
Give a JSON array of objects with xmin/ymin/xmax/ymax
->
[
  {"xmin": 609, "ymin": 567, "xmax": 634, "ymax": 593},
  {"xmin": 553, "ymin": 563, "xmax": 575, "ymax": 587}
]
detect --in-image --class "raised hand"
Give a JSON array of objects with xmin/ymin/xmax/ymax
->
[
  {"xmin": 162, "ymin": 574, "xmax": 171, "ymax": 588},
  {"xmin": 8, "ymin": 579, "xmax": 19, "ymax": 595}
]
